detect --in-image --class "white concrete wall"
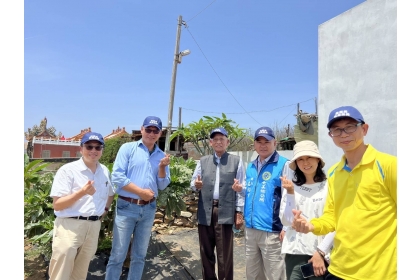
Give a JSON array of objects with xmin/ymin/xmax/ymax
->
[{"xmin": 318, "ymin": 0, "xmax": 397, "ymax": 170}]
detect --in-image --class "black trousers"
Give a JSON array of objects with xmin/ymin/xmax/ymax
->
[{"xmin": 198, "ymin": 205, "xmax": 234, "ymax": 280}]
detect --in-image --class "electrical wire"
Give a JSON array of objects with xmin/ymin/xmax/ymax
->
[
  {"xmin": 184, "ymin": 26, "xmax": 263, "ymax": 125},
  {"xmin": 186, "ymin": 0, "xmax": 217, "ymax": 23}
]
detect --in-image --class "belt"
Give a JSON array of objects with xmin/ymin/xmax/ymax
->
[
  {"xmin": 69, "ymin": 215, "xmax": 101, "ymax": 221},
  {"xmin": 119, "ymin": 195, "xmax": 156, "ymax": 205},
  {"xmin": 213, "ymin": 199, "xmax": 219, "ymax": 207}
]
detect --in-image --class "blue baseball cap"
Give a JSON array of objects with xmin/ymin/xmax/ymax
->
[
  {"xmin": 81, "ymin": 132, "xmax": 105, "ymax": 145},
  {"xmin": 327, "ymin": 106, "xmax": 365, "ymax": 129},
  {"xmin": 210, "ymin": 127, "xmax": 228, "ymax": 138},
  {"xmin": 143, "ymin": 116, "xmax": 162, "ymax": 131},
  {"xmin": 254, "ymin": 126, "xmax": 275, "ymax": 141}
]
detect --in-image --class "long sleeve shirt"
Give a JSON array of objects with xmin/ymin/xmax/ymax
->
[
  {"xmin": 190, "ymin": 154, "xmax": 246, "ymax": 212},
  {"xmin": 111, "ymin": 140, "xmax": 170, "ymax": 199}
]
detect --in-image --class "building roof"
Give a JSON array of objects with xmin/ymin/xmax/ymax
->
[{"xmin": 104, "ymin": 127, "xmax": 129, "ymax": 140}]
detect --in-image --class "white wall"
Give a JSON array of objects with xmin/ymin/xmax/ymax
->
[{"xmin": 318, "ymin": 0, "xmax": 397, "ymax": 170}]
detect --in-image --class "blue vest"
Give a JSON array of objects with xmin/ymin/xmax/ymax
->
[{"xmin": 244, "ymin": 152, "xmax": 288, "ymax": 232}]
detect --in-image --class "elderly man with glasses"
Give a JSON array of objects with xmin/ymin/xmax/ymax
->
[
  {"xmin": 49, "ymin": 132, "xmax": 115, "ymax": 280},
  {"xmin": 105, "ymin": 116, "xmax": 171, "ymax": 280},
  {"xmin": 291, "ymin": 106, "xmax": 397, "ymax": 280}
]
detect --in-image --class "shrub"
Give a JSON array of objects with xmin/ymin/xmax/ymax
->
[
  {"xmin": 24, "ymin": 156, "xmax": 55, "ymax": 259},
  {"xmin": 157, "ymin": 156, "xmax": 197, "ymax": 218}
]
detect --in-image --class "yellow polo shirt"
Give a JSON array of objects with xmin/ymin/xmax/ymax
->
[{"xmin": 311, "ymin": 145, "xmax": 397, "ymax": 280}]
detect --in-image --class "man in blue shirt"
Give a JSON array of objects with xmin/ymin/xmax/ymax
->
[
  {"xmin": 105, "ymin": 116, "xmax": 171, "ymax": 280},
  {"xmin": 244, "ymin": 126, "xmax": 288, "ymax": 280}
]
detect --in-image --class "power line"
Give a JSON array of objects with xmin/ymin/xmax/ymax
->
[
  {"xmin": 184, "ymin": 26, "xmax": 262, "ymax": 125},
  {"xmin": 186, "ymin": 0, "xmax": 217, "ymax": 23},
  {"xmin": 182, "ymin": 97, "xmax": 315, "ymax": 115}
]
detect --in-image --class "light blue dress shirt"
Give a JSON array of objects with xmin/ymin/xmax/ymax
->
[{"xmin": 111, "ymin": 140, "xmax": 170, "ymax": 199}]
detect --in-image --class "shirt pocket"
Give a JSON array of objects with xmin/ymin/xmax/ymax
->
[
  {"xmin": 354, "ymin": 180, "xmax": 381, "ymax": 211},
  {"xmin": 93, "ymin": 177, "xmax": 109, "ymax": 201}
]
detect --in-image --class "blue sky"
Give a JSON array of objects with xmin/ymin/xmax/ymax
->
[{"xmin": 23, "ymin": 0, "xmax": 367, "ymax": 138}]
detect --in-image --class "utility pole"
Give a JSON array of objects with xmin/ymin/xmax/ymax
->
[
  {"xmin": 177, "ymin": 107, "xmax": 182, "ymax": 154},
  {"xmin": 165, "ymin": 15, "xmax": 183, "ymax": 153}
]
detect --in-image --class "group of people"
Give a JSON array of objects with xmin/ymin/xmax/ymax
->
[{"xmin": 47, "ymin": 105, "xmax": 397, "ymax": 280}]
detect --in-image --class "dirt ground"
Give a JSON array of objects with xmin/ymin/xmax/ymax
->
[
  {"xmin": 24, "ymin": 227, "xmax": 246, "ymax": 280},
  {"xmin": 24, "ymin": 240, "xmax": 49, "ymax": 280}
]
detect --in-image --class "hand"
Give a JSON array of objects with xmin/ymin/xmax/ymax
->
[
  {"xmin": 279, "ymin": 229, "xmax": 286, "ymax": 242},
  {"xmin": 141, "ymin": 189, "xmax": 155, "ymax": 201},
  {"xmin": 232, "ymin": 178, "xmax": 243, "ymax": 192},
  {"xmin": 195, "ymin": 175, "xmax": 203, "ymax": 190},
  {"xmin": 309, "ymin": 252, "xmax": 327, "ymax": 276},
  {"xmin": 234, "ymin": 211, "xmax": 244, "ymax": 230},
  {"xmin": 82, "ymin": 180, "xmax": 96, "ymax": 196},
  {"xmin": 280, "ymin": 176, "xmax": 294, "ymax": 194},
  {"xmin": 292, "ymin": 209, "xmax": 314, "ymax": 233},
  {"xmin": 159, "ymin": 154, "xmax": 171, "ymax": 167}
]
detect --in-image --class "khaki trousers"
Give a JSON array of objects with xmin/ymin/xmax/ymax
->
[
  {"xmin": 245, "ymin": 227, "xmax": 286, "ymax": 280},
  {"xmin": 48, "ymin": 217, "xmax": 101, "ymax": 280}
]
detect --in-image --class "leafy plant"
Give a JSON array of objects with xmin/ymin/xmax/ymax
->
[
  {"xmin": 98, "ymin": 162, "xmax": 117, "ymax": 244},
  {"xmin": 157, "ymin": 156, "xmax": 197, "ymax": 218},
  {"xmin": 170, "ymin": 114, "xmax": 249, "ymax": 156},
  {"xmin": 24, "ymin": 156, "xmax": 55, "ymax": 259}
]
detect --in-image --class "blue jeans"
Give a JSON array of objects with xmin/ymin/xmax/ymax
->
[{"xmin": 105, "ymin": 197, "xmax": 156, "ymax": 280}]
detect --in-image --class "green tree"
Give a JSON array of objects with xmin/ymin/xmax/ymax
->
[
  {"xmin": 100, "ymin": 135, "xmax": 132, "ymax": 164},
  {"xmin": 170, "ymin": 114, "xmax": 249, "ymax": 156}
]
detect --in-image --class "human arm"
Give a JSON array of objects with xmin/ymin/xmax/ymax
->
[
  {"xmin": 112, "ymin": 143, "xmax": 155, "ymax": 200},
  {"xmin": 190, "ymin": 161, "xmax": 202, "ymax": 191},
  {"xmin": 279, "ymin": 226, "xmax": 288, "ymax": 242},
  {"xmin": 52, "ymin": 180, "xmax": 96, "ymax": 211},
  {"xmin": 158, "ymin": 153, "xmax": 170, "ymax": 178},
  {"xmin": 233, "ymin": 160, "xmax": 246, "ymax": 212},
  {"xmin": 279, "ymin": 162, "xmax": 297, "ymax": 226}
]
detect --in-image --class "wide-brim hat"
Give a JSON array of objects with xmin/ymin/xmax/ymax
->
[{"xmin": 289, "ymin": 140, "xmax": 325, "ymax": 170}]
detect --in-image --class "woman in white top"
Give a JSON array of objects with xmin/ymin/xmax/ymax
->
[{"xmin": 279, "ymin": 140, "xmax": 335, "ymax": 280}]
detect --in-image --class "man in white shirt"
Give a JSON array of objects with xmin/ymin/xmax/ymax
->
[{"xmin": 48, "ymin": 132, "xmax": 115, "ymax": 280}]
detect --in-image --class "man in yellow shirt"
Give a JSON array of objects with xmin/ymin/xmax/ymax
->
[{"xmin": 292, "ymin": 105, "xmax": 397, "ymax": 280}]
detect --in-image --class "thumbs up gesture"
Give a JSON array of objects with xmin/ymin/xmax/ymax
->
[
  {"xmin": 232, "ymin": 178, "xmax": 243, "ymax": 192},
  {"xmin": 195, "ymin": 175, "xmax": 203, "ymax": 190}
]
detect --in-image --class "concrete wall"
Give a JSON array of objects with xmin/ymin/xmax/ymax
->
[{"xmin": 318, "ymin": 0, "xmax": 397, "ymax": 170}]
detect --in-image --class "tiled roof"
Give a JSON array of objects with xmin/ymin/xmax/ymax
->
[
  {"xmin": 67, "ymin": 128, "xmax": 91, "ymax": 141},
  {"xmin": 104, "ymin": 127, "xmax": 129, "ymax": 140}
]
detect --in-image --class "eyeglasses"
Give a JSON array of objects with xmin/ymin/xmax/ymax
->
[
  {"xmin": 144, "ymin": 128, "xmax": 160, "ymax": 134},
  {"xmin": 329, "ymin": 122, "xmax": 363, "ymax": 137},
  {"xmin": 84, "ymin": 145, "xmax": 103, "ymax": 151}
]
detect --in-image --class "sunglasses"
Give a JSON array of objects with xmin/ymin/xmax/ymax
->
[
  {"xmin": 144, "ymin": 128, "xmax": 160, "ymax": 134},
  {"xmin": 84, "ymin": 145, "xmax": 103, "ymax": 151}
]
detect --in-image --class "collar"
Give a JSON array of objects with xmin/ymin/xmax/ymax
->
[
  {"xmin": 76, "ymin": 157, "xmax": 98, "ymax": 172},
  {"xmin": 337, "ymin": 144, "xmax": 376, "ymax": 171}
]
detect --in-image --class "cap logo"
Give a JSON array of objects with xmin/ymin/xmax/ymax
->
[
  {"xmin": 258, "ymin": 129, "xmax": 268, "ymax": 134},
  {"xmin": 149, "ymin": 120, "xmax": 159, "ymax": 125},
  {"xmin": 214, "ymin": 129, "xmax": 221, "ymax": 132},
  {"xmin": 89, "ymin": 135, "xmax": 100, "ymax": 140},
  {"xmin": 333, "ymin": 110, "xmax": 350, "ymax": 118}
]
